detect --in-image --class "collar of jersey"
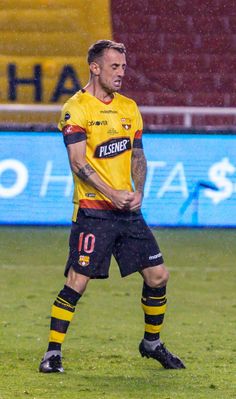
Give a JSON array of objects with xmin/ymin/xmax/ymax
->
[{"xmin": 81, "ymin": 89, "xmax": 115, "ymax": 105}]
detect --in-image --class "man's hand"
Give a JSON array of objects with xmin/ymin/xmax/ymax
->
[
  {"xmin": 110, "ymin": 190, "xmax": 135, "ymax": 209},
  {"xmin": 127, "ymin": 191, "xmax": 143, "ymax": 211}
]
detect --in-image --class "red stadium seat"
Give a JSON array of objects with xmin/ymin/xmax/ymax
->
[
  {"xmin": 190, "ymin": 17, "xmax": 230, "ymax": 34},
  {"xmin": 111, "ymin": 0, "xmax": 236, "ymax": 127},
  {"xmin": 200, "ymin": 34, "xmax": 236, "ymax": 54},
  {"xmin": 190, "ymin": 93, "xmax": 226, "ymax": 106}
]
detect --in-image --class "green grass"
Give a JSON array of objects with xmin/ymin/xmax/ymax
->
[{"xmin": 0, "ymin": 227, "xmax": 235, "ymax": 399}]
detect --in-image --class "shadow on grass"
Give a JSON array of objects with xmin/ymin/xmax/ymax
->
[{"xmin": 60, "ymin": 368, "xmax": 184, "ymax": 397}]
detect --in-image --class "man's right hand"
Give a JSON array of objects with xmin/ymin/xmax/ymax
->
[{"xmin": 110, "ymin": 190, "xmax": 134, "ymax": 210}]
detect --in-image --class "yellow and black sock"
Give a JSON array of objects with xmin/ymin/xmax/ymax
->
[
  {"xmin": 141, "ymin": 282, "xmax": 167, "ymax": 343},
  {"xmin": 47, "ymin": 285, "xmax": 81, "ymax": 352}
]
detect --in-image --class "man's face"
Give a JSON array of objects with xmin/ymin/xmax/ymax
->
[{"xmin": 96, "ymin": 49, "xmax": 127, "ymax": 94}]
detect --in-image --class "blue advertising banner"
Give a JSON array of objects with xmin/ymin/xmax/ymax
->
[
  {"xmin": 142, "ymin": 133, "xmax": 236, "ymax": 227},
  {"xmin": 0, "ymin": 132, "xmax": 235, "ymax": 226}
]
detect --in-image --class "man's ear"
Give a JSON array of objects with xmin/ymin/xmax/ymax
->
[{"xmin": 90, "ymin": 62, "xmax": 100, "ymax": 76}]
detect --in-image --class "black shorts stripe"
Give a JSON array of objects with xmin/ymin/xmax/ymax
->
[{"xmin": 78, "ymin": 208, "xmax": 142, "ymax": 220}]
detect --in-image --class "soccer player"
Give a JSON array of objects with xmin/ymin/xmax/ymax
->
[{"xmin": 39, "ymin": 40, "xmax": 185, "ymax": 372}]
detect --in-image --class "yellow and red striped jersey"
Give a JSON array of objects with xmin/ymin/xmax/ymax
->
[{"xmin": 58, "ymin": 89, "xmax": 143, "ymax": 220}]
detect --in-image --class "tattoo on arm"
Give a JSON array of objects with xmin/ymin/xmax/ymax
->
[
  {"xmin": 131, "ymin": 149, "xmax": 147, "ymax": 193},
  {"xmin": 77, "ymin": 163, "xmax": 96, "ymax": 181}
]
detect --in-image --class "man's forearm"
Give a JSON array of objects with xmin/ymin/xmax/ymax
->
[
  {"xmin": 76, "ymin": 163, "xmax": 114, "ymax": 199},
  {"xmin": 67, "ymin": 143, "xmax": 118, "ymax": 202},
  {"xmin": 77, "ymin": 163, "xmax": 96, "ymax": 181},
  {"xmin": 76, "ymin": 162, "xmax": 133, "ymax": 209},
  {"xmin": 131, "ymin": 149, "xmax": 147, "ymax": 193}
]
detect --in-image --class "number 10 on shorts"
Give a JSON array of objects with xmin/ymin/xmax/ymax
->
[{"xmin": 78, "ymin": 232, "xmax": 96, "ymax": 254}]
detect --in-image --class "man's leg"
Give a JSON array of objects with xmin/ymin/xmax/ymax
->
[
  {"xmin": 139, "ymin": 264, "xmax": 185, "ymax": 369},
  {"xmin": 140, "ymin": 264, "xmax": 169, "ymax": 349},
  {"xmin": 39, "ymin": 269, "xmax": 90, "ymax": 373}
]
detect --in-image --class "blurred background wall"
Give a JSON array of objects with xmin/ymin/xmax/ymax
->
[
  {"xmin": 0, "ymin": 0, "xmax": 236, "ymax": 128},
  {"xmin": 0, "ymin": 0, "xmax": 235, "ymax": 226}
]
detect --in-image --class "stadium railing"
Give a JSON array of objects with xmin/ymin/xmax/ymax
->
[{"xmin": 1, "ymin": 104, "xmax": 236, "ymax": 130}]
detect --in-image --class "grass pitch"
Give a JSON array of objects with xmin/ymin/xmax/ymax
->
[{"xmin": 0, "ymin": 227, "xmax": 235, "ymax": 399}]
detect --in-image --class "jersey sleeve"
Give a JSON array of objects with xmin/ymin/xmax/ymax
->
[
  {"xmin": 133, "ymin": 105, "xmax": 143, "ymax": 149},
  {"xmin": 58, "ymin": 98, "xmax": 87, "ymax": 147}
]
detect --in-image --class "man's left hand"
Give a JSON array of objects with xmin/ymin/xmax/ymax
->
[{"xmin": 128, "ymin": 191, "xmax": 143, "ymax": 211}]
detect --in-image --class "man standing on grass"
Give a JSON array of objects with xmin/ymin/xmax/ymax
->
[{"xmin": 39, "ymin": 40, "xmax": 185, "ymax": 373}]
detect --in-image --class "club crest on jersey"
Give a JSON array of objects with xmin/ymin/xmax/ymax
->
[
  {"xmin": 121, "ymin": 118, "xmax": 131, "ymax": 130},
  {"xmin": 78, "ymin": 255, "xmax": 90, "ymax": 266},
  {"xmin": 94, "ymin": 137, "xmax": 131, "ymax": 158}
]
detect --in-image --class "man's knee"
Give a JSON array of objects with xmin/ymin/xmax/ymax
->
[
  {"xmin": 65, "ymin": 267, "xmax": 90, "ymax": 294},
  {"xmin": 142, "ymin": 264, "xmax": 170, "ymax": 288}
]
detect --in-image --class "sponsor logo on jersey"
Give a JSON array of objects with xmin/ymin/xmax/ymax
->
[
  {"xmin": 88, "ymin": 120, "xmax": 108, "ymax": 126},
  {"xmin": 85, "ymin": 193, "xmax": 96, "ymax": 198},
  {"xmin": 62, "ymin": 125, "xmax": 85, "ymax": 135},
  {"xmin": 100, "ymin": 110, "xmax": 117, "ymax": 114},
  {"xmin": 121, "ymin": 118, "xmax": 131, "ymax": 130},
  {"xmin": 63, "ymin": 125, "xmax": 74, "ymax": 135},
  {"xmin": 107, "ymin": 128, "xmax": 119, "ymax": 135},
  {"xmin": 94, "ymin": 137, "xmax": 131, "ymax": 158},
  {"xmin": 64, "ymin": 112, "xmax": 71, "ymax": 121},
  {"xmin": 78, "ymin": 255, "xmax": 90, "ymax": 266}
]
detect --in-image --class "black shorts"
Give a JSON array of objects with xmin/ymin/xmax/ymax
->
[{"xmin": 65, "ymin": 213, "xmax": 164, "ymax": 279}]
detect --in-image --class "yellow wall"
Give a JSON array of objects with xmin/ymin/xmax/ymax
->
[{"xmin": 0, "ymin": 0, "xmax": 112, "ymax": 105}]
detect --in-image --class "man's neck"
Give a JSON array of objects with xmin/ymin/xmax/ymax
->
[{"xmin": 83, "ymin": 82, "xmax": 114, "ymax": 102}]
